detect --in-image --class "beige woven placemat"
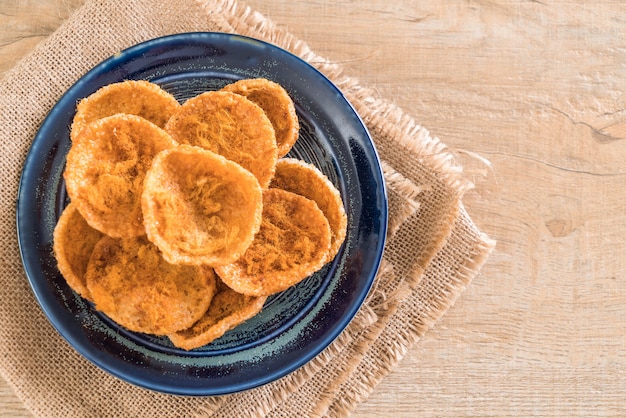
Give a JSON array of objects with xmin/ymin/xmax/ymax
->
[{"xmin": 0, "ymin": 0, "xmax": 495, "ymax": 416}]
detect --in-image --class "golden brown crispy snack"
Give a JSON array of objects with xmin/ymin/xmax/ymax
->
[
  {"xmin": 222, "ymin": 78, "xmax": 299, "ymax": 158},
  {"xmin": 52, "ymin": 79, "xmax": 345, "ymax": 343},
  {"xmin": 164, "ymin": 91, "xmax": 278, "ymax": 188},
  {"xmin": 52, "ymin": 203, "xmax": 104, "ymax": 301},
  {"xmin": 271, "ymin": 158, "xmax": 347, "ymax": 262},
  {"xmin": 64, "ymin": 114, "xmax": 178, "ymax": 238},
  {"xmin": 169, "ymin": 279, "xmax": 267, "ymax": 351},
  {"xmin": 70, "ymin": 80, "xmax": 180, "ymax": 140},
  {"xmin": 142, "ymin": 145, "xmax": 263, "ymax": 266},
  {"xmin": 85, "ymin": 236, "xmax": 216, "ymax": 335},
  {"xmin": 215, "ymin": 189, "xmax": 331, "ymax": 297}
]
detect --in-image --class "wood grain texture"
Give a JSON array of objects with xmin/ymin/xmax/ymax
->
[{"xmin": 3, "ymin": 0, "xmax": 626, "ymax": 416}]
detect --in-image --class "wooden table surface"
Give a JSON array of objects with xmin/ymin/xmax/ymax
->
[{"xmin": 3, "ymin": 1, "xmax": 626, "ymax": 416}]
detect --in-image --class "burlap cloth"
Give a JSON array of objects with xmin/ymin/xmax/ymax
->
[{"xmin": 0, "ymin": 0, "xmax": 495, "ymax": 416}]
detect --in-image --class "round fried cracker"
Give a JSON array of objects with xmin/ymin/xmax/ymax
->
[
  {"xmin": 168, "ymin": 281, "xmax": 267, "ymax": 351},
  {"xmin": 71, "ymin": 80, "xmax": 180, "ymax": 140},
  {"xmin": 222, "ymin": 78, "xmax": 299, "ymax": 158},
  {"xmin": 215, "ymin": 189, "xmax": 331, "ymax": 297},
  {"xmin": 164, "ymin": 91, "xmax": 278, "ymax": 188},
  {"xmin": 271, "ymin": 158, "xmax": 347, "ymax": 262},
  {"xmin": 142, "ymin": 145, "xmax": 263, "ymax": 266},
  {"xmin": 64, "ymin": 113, "xmax": 178, "ymax": 238},
  {"xmin": 52, "ymin": 203, "xmax": 104, "ymax": 301},
  {"xmin": 85, "ymin": 236, "xmax": 217, "ymax": 335}
]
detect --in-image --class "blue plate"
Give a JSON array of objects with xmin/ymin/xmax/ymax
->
[{"xmin": 16, "ymin": 32, "xmax": 387, "ymax": 396}]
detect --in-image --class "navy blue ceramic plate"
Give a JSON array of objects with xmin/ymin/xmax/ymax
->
[{"xmin": 17, "ymin": 32, "xmax": 387, "ymax": 396}]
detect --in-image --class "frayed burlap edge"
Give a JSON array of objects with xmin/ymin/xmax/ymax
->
[
  {"xmin": 322, "ymin": 208, "xmax": 495, "ymax": 417},
  {"xmin": 201, "ymin": 0, "xmax": 475, "ymax": 289}
]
